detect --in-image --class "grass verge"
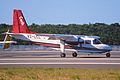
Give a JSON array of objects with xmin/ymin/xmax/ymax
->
[{"xmin": 0, "ymin": 68, "xmax": 120, "ymax": 80}]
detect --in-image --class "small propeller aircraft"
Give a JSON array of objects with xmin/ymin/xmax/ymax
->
[{"xmin": 5, "ymin": 9, "xmax": 112, "ymax": 57}]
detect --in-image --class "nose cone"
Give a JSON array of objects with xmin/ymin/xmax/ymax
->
[
  {"xmin": 103, "ymin": 44, "xmax": 112, "ymax": 51},
  {"xmin": 94, "ymin": 44, "xmax": 112, "ymax": 52}
]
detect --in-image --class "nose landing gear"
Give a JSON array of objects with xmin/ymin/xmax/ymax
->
[{"xmin": 106, "ymin": 52, "xmax": 111, "ymax": 58}]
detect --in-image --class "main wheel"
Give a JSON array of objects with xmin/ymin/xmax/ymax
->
[
  {"xmin": 72, "ymin": 52, "xmax": 77, "ymax": 57},
  {"xmin": 106, "ymin": 52, "xmax": 111, "ymax": 58},
  {"xmin": 60, "ymin": 53, "xmax": 66, "ymax": 58}
]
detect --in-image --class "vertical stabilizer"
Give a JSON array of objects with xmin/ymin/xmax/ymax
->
[{"xmin": 12, "ymin": 9, "xmax": 34, "ymax": 33}]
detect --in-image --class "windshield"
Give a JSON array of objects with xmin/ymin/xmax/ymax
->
[{"xmin": 93, "ymin": 39, "xmax": 102, "ymax": 44}]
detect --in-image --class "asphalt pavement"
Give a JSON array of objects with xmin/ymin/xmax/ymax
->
[{"xmin": 0, "ymin": 50, "xmax": 120, "ymax": 68}]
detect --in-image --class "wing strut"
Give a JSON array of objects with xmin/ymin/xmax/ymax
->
[
  {"xmin": 60, "ymin": 40, "xmax": 66, "ymax": 57},
  {"xmin": 60, "ymin": 40, "xmax": 65, "ymax": 53}
]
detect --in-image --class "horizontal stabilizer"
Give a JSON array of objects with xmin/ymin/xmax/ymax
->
[{"xmin": 0, "ymin": 30, "xmax": 17, "ymax": 49}]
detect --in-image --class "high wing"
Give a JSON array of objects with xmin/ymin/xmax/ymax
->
[
  {"xmin": 36, "ymin": 34, "xmax": 100, "ymax": 45},
  {"xmin": 5, "ymin": 32, "xmax": 100, "ymax": 46}
]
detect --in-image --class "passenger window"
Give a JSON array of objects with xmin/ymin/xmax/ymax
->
[{"xmin": 85, "ymin": 40, "xmax": 91, "ymax": 44}]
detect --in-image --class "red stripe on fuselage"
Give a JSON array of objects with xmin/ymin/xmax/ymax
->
[{"xmin": 33, "ymin": 42, "xmax": 72, "ymax": 49}]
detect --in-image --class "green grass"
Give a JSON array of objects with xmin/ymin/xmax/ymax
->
[{"xmin": 0, "ymin": 68, "xmax": 120, "ymax": 80}]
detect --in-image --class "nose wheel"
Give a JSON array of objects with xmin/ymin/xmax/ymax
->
[{"xmin": 106, "ymin": 52, "xmax": 111, "ymax": 58}]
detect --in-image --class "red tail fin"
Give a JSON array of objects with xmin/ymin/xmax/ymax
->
[{"xmin": 12, "ymin": 9, "xmax": 34, "ymax": 34}]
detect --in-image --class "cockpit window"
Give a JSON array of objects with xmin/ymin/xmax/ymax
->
[
  {"xmin": 85, "ymin": 40, "xmax": 91, "ymax": 44},
  {"xmin": 93, "ymin": 39, "xmax": 102, "ymax": 44}
]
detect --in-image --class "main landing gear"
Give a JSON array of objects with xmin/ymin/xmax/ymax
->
[
  {"xmin": 60, "ymin": 53, "xmax": 66, "ymax": 58},
  {"xmin": 72, "ymin": 52, "xmax": 78, "ymax": 57},
  {"xmin": 60, "ymin": 52, "xmax": 78, "ymax": 58},
  {"xmin": 60, "ymin": 40, "xmax": 78, "ymax": 58},
  {"xmin": 106, "ymin": 52, "xmax": 111, "ymax": 58}
]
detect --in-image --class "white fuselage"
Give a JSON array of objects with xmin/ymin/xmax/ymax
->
[{"xmin": 11, "ymin": 33, "xmax": 112, "ymax": 53}]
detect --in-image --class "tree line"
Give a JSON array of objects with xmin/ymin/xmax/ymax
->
[{"xmin": 0, "ymin": 23, "xmax": 120, "ymax": 45}]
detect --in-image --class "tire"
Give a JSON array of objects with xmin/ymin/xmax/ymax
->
[
  {"xmin": 60, "ymin": 53, "xmax": 66, "ymax": 58},
  {"xmin": 106, "ymin": 52, "xmax": 111, "ymax": 58},
  {"xmin": 72, "ymin": 52, "xmax": 77, "ymax": 57}
]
